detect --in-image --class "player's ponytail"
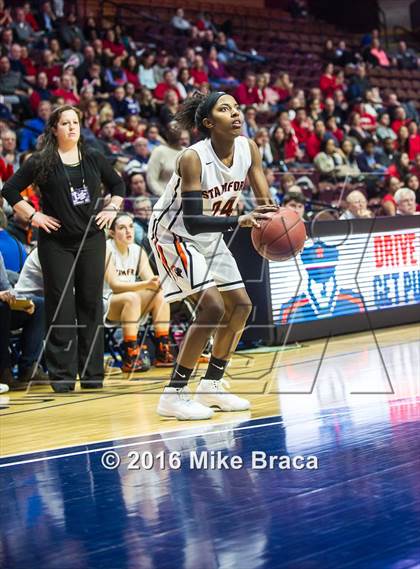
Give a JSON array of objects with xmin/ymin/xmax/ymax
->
[{"xmin": 175, "ymin": 91, "xmax": 226, "ymax": 136}]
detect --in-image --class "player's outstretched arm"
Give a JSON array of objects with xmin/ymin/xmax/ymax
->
[{"xmin": 247, "ymin": 139, "xmax": 277, "ymax": 206}]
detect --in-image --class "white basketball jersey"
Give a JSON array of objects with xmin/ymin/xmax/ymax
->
[
  {"xmin": 151, "ymin": 136, "xmax": 252, "ymax": 247},
  {"xmin": 103, "ymin": 240, "xmax": 142, "ymax": 297}
]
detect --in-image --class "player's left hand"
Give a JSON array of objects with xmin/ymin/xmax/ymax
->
[{"xmin": 95, "ymin": 208, "xmax": 118, "ymax": 230}]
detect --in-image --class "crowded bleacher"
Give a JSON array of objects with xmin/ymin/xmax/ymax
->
[{"xmin": 0, "ymin": 0, "xmax": 419, "ymax": 390}]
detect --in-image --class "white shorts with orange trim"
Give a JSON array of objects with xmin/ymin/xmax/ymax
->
[{"xmin": 149, "ymin": 224, "xmax": 244, "ymax": 303}]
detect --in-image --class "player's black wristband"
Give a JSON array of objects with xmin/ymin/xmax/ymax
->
[{"xmin": 182, "ymin": 192, "xmax": 239, "ymax": 235}]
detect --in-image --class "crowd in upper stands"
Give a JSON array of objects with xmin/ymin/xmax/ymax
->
[
  {"xmin": 0, "ymin": 2, "xmax": 418, "ymax": 235},
  {"xmin": 0, "ymin": 1, "xmax": 419, "ymax": 390}
]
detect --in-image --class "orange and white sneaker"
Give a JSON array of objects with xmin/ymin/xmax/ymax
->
[
  {"xmin": 154, "ymin": 338, "xmax": 175, "ymax": 368},
  {"xmin": 122, "ymin": 343, "xmax": 150, "ymax": 374},
  {"xmin": 195, "ymin": 379, "xmax": 250, "ymax": 411}
]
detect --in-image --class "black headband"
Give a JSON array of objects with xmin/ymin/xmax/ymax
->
[{"xmin": 195, "ymin": 91, "xmax": 226, "ymax": 129}]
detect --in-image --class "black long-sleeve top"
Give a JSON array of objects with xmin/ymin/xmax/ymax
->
[{"xmin": 1, "ymin": 148, "xmax": 125, "ymax": 241}]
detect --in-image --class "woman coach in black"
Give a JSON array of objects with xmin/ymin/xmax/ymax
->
[{"xmin": 1, "ymin": 105, "xmax": 125, "ymax": 392}]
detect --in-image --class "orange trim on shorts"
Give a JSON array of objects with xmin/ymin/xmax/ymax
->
[{"xmin": 174, "ymin": 238, "xmax": 188, "ymax": 275}]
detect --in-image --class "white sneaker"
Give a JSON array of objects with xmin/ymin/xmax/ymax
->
[
  {"xmin": 157, "ymin": 386, "xmax": 214, "ymax": 420},
  {"xmin": 195, "ymin": 379, "xmax": 250, "ymax": 411},
  {"xmin": 0, "ymin": 383, "xmax": 9, "ymax": 394}
]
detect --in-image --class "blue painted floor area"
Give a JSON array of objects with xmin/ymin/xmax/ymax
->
[{"xmin": 1, "ymin": 402, "xmax": 420, "ymax": 569}]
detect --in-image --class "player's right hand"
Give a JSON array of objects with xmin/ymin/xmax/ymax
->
[
  {"xmin": 239, "ymin": 205, "xmax": 277, "ymax": 228},
  {"xmin": 145, "ymin": 276, "xmax": 161, "ymax": 291},
  {"xmin": 31, "ymin": 212, "xmax": 61, "ymax": 233}
]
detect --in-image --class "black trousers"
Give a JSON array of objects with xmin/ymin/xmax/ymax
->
[{"xmin": 38, "ymin": 231, "xmax": 105, "ymax": 385}]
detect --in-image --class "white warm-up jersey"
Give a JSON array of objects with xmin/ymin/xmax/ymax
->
[
  {"xmin": 103, "ymin": 240, "xmax": 142, "ymax": 299},
  {"xmin": 150, "ymin": 136, "xmax": 252, "ymax": 248}
]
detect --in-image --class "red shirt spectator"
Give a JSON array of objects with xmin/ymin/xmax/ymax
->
[
  {"xmin": 37, "ymin": 49, "xmax": 62, "ymax": 87},
  {"xmin": 391, "ymin": 119, "xmax": 408, "ymax": 134},
  {"xmin": 51, "ymin": 75, "xmax": 80, "ymax": 105},
  {"xmin": 235, "ymin": 73, "xmax": 260, "ymax": 106},
  {"xmin": 319, "ymin": 63, "xmax": 336, "ymax": 98},
  {"xmin": 154, "ymin": 70, "xmax": 181, "ymax": 101},
  {"xmin": 306, "ymin": 120, "xmax": 327, "ymax": 161},
  {"xmin": 102, "ymin": 30, "xmax": 127, "ymax": 58},
  {"xmin": 360, "ymin": 112, "xmax": 376, "ymax": 132},
  {"xmin": 408, "ymin": 121, "xmax": 420, "ymax": 161},
  {"xmin": 284, "ymin": 131, "xmax": 300, "ymax": 160},
  {"xmin": 291, "ymin": 108, "xmax": 311, "ymax": 144},
  {"xmin": 0, "ymin": 156, "xmax": 13, "ymax": 182},
  {"xmin": 191, "ymin": 68, "xmax": 209, "ymax": 85},
  {"xmin": 190, "ymin": 55, "xmax": 209, "ymax": 85}
]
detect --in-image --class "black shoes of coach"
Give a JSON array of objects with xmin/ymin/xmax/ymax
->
[
  {"xmin": 80, "ymin": 381, "xmax": 103, "ymax": 389},
  {"xmin": 50, "ymin": 381, "xmax": 75, "ymax": 393}
]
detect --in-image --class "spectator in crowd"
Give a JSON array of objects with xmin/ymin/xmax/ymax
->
[
  {"xmin": 314, "ymin": 137, "xmax": 344, "ymax": 181},
  {"xmin": 59, "ymin": 12, "xmax": 85, "ymax": 48},
  {"xmin": 347, "ymin": 64, "xmax": 370, "ymax": 101},
  {"xmin": 0, "ymin": 54, "xmax": 32, "ymax": 116},
  {"xmin": 405, "ymin": 173, "xmax": 420, "ymax": 202},
  {"xmin": 356, "ymin": 138, "xmax": 386, "ymax": 175},
  {"xmin": 387, "ymin": 152, "xmax": 411, "ymax": 181},
  {"xmin": 292, "ymin": 107, "xmax": 311, "ymax": 145},
  {"xmin": 348, "ymin": 111, "xmax": 371, "ymax": 147},
  {"xmin": 51, "ymin": 73, "xmax": 80, "ymax": 105},
  {"xmin": 377, "ymin": 137, "xmax": 397, "ymax": 168},
  {"xmin": 153, "ymin": 50, "xmax": 170, "ymax": 85},
  {"xmin": 243, "ymin": 106, "xmax": 258, "ymax": 139},
  {"xmin": 235, "ymin": 72, "xmax": 260, "ymax": 106},
  {"xmin": 391, "ymin": 105, "xmax": 408, "ymax": 134},
  {"xmin": 254, "ymin": 128, "xmax": 273, "ymax": 168},
  {"xmin": 2, "ymin": 129, "xmax": 20, "ymax": 171},
  {"xmin": 12, "ymin": 6, "xmax": 37, "ymax": 45},
  {"xmin": 190, "ymin": 54, "xmax": 209, "ymax": 86},
  {"xmin": 146, "ymin": 121, "xmax": 186, "ymax": 197},
  {"xmin": 339, "ymin": 190, "xmax": 372, "ymax": 219},
  {"xmin": 319, "ymin": 63, "xmax": 338, "ymax": 98},
  {"xmin": 283, "ymin": 191, "xmax": 306, "ymax": 219},
  {"xmin": 132, "ymin": 196, "xmax": 153, "ymax": 246},
  {"xmin": 98, "ymin": 120, "xmax": 125, "ymax": 158},
  {"xmin": 154, "ymin": 69, "xmax": 181, "ymax": 102},
  {"xmin": 138, "ymin": 52, "xmax": 156, "ymax": 91},
  {"xmin": 394, "ymin": 41, "xmax": 418, "ymax": 70},
  {"xmin": 381, "ymin": 176, "xmax": 401, "ymax": 216},
  {"xmin": 126, "ymin": 172, "xmax": 150, "ymax": 200},
  {"xmin": 376, "ymin": 112, "xmax": 396, "ymax": 142},
  {"xmin": 370, "ymin": 38, "xmax": 390, "ymax": 67},
  {"xmin": 104, "ymin": 55, "xmax": 128, "ymax": 90},
  {"xmin": 159, "ymin": 90, "xmax": 180, "ymax": 128},
  {"xmin": 407, "ymin": 121, "xmax": 420, "ymax": 160},
  {"xmin": 394, "ymin": 187, "xmax": 418, "ymax": 215},
  {"xmin": 207, "ymin": 47, "xmax": 239, "ymax": 90},
  {"xmin": 273, "ymin": 72, "xmax": 294, "ymax": 107},
  {"xmin": 171, "ymin": 8, "xmax": 191, "ymax": 35},
  {"xmin": 176, "ymin": 67, "xmax": 194, "ymax": 99},
  {"xmin": 0, "ymin": 209, "xmax": 27, "ymax": 272},
  {"xmin": 125, "ymin": 137, "xmax": 150, "ymax": 176},
  {"xmin": 108, "ymin": 85, "xmax": 130, "ymax": 119},
  {"xmin": 37, "ymin": 1, "xmax": 58, "ymax": 33},
  {"xmin": 19, "ymin": 100, "xmax": 52, "ymax": 151},
  {"xmin": 306, "ymin": 119, "xmax": 328, "ymax": 161},
  {"xmin": 339, "ymin": 138, "xmax": 361, "ymax": 179}
]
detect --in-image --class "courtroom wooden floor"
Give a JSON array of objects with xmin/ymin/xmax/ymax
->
[{"xmin": 1, "ymin": 323, "xmax": 418, "ymax": 458}]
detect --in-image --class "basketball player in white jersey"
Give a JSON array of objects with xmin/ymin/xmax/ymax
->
[
  {"xmin": 148, "ymin": 92, "xmax": 277, "ymax": 420},
  {"xmin": 104, "ymin": 213, "xmax": 174, "ymax": 373}
]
